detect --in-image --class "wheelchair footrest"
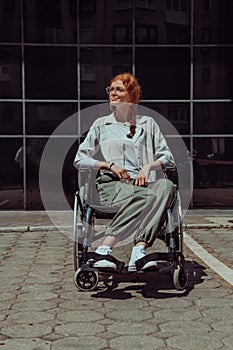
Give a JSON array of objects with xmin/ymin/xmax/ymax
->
[
  {"xmin": 135, "ymin": 252, "xmax": 176, "ymax": 270},
  {"xmin": 86, "ymin": 252, "xmax": 125, "ymax": 273}
]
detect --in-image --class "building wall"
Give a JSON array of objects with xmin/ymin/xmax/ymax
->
[{"xmin": 0, "ymin": 0, "xmax": 232, "ymax": 209}]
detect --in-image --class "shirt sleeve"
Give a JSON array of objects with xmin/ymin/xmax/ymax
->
[
  {"xmin": 73, "ymin": 120, "xmax": 101, "ymax": 169},
  {"xmin": 152, "ymin": 120, "xmax": 176, "ymax": 169}
]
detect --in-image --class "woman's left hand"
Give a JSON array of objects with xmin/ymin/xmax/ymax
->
[{"xmin": 134, "ymin": 164, "xmax": 151, "ymax": 187}]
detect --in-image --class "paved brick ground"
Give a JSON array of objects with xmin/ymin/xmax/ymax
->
[{"xmin": 0, "ymin": 227, "xmax": 233, "ymax": 350}]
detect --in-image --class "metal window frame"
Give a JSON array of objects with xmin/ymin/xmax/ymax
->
[{"xmin": 0, "ymin": 0, "xmax": 232, "ymax": 209}]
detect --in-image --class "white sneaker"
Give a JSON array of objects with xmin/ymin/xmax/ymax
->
[
  {"xmin": 128, "ymin": 245, "xmax": 157, "ymax": 272},
  {"xmin": 93, "ymin": 245, "xmax": 117, "ymax": 270}
]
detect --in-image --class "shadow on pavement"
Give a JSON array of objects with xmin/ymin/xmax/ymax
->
[{"xmin": 91, "ymin": 260, "xmax": 207, "ymax": 299}]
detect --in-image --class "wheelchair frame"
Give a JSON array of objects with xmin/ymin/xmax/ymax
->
[{"xmin": 73, "ymin": 169, "xmax": 188, "ymax": 292}]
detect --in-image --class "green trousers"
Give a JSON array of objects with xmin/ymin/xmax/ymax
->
[{"xmin": 96, "ymin": 174, "xmax": 176, "ymax": 247}]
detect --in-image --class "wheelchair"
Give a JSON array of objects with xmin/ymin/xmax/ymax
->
[{"xmin": 73, "ymin": 168, "xmax": 188, "ymax": 292}]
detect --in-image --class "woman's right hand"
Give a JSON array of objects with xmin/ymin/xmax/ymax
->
[{"xmin": 110, "ymin": 164, "xmax": 131, "ymax": 180}]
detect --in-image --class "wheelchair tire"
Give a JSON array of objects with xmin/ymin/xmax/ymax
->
[{"xmin": 74, "ymin": 268, "xmax": 99, "ymax": 291}]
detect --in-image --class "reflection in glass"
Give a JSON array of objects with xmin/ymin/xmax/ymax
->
[
  {"xmin": 24, "ymin": 0, "xmax": 77, "ymax": 43},
  {"xmin": 194, "ymin": 48, "xmax": 233, "ymax": 99},
  {"xmin": 80, "ymin": 0, "xmax": 132, "ymax": 44},
  {"xmin": 141, "ymin": 102, "xmax": 190, "ymax": 135},
  {"xmin": 0, "ymin": 0, "xmax": 21, "ymax": 42},
  {"xmin": 25, "ymin": 47, "xmax": 77, "ymax": 99},
  {"xmin": 26, "ymin": 103, "xmax": 78, "ymax": 135},
  {"xmin": 0, "ymin": 46, "xmax": 21, "ymax": 98},
  {"xmin": 0, "ymin": 138, "xmax": 23, "ymax": 209},
  {"xmin": 135, "ymin": 0, "xmax": 190, "ymax": 44},
  {"xmin": 0, "ymin": 103, "xmax": 22, "ymax": 134},
  {"xmin": 136, "ymin": 48, "xmax": 190, "ymax": 99},
  {"xmin": 194, "ymin": 103, "xmax": 233, "ymax": 134},
  {"xmin": 194, "ymin": 0, "xmax": 233, "ymax": 44},
  {"xmin": 26, "ymin": 138, "xmax": 77, "ymax": 209},
  {"xmin": 80, "ymin": 48, "xmax": 132, "ymax": 99},
  {"xmin": 193, "ymin": 137, "xmax": 233, "ymax": 207}
]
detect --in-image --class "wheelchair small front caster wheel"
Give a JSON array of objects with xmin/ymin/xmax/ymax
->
[
  {"xmin": 74, "ymin": 268, "xmax": 99, "ymax": 291},
  {"xmin": 173, "ymin": 265, "xmax": 188, "ymax": 290}
]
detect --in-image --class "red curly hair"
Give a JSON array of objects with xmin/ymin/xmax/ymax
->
[{"xmin": 110, "ymin": 72, "xmax": 141, "ymax": 104}]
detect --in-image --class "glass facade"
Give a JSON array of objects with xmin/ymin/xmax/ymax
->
[{"xmin": 0, "ymin": 0, "xmax": 233, "ymax": 209}]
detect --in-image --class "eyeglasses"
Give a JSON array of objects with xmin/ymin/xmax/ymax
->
[{"xmin": 105, "ymin": 86, "xmax": 127, "ymax": 94}]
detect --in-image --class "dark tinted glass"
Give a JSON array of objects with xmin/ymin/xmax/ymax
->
[
  {"xmin": 80, "ymin": 48, "xmax": 132, "ymax": 99},
  {"xmin": 194, "ymin": 103, "xmax": 233, "ymax": 134},
  {"xmin": 135, "ymin": 0, "xmax": 190, "ymax": 44},
  {"xmin": 141, "ymin": 102, "xmax": 190, "ymax": 134},
  {"xmin": 26, "ymin": 137, "xmax": 78, "ymax": 209},
  {"xmin": 194, "ymin": 47, "xmax": 233, "ymax": 99},
  {"xmin": 80, "ymin": 0, "xmax": 132, "ymax": 44},
  {"xmin": 136, "ymin": 48, "xmax": 190, "ymax": 99},
  {"xmin": 0, "ymin": 46, "xmax": 21, "ymax": 98},
  {"xmin": 194, "ymin": 0, "xmax": 233, "ymax": 44},
  {"xmin": 0, "ymin": 103, "xmax": 22, "ymax": 134},
  {"xmin": 193, "ymin": 137, "xmax": 233, "ymax": 207},
  {"xmin": 0, "ymin": 0, "xmax": 21, "ymax": 42},
  {"xmin": 0, "ymin": 138, "xmax": 23, "ymax": 209},
  {"xmin": 25, "ymin": 47, "xmax": 77, "ymax": 99},
  {"xmin": 24, "ymin": 0, "xmax": 77, "ymax": 43},
  {"xmin": 26, "ymin": 103, "xmax": 78, "ymax": 135}
]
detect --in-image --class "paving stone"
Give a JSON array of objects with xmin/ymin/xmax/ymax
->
[
  {"xmin": 0, "ymin": 338, "xmax": 51, "ymax": 350},
  {"xmin": 154, "ymin": 308, "xmax": 201, "ymax": 321},
  {"xmin": 1, "ymin": 324, "xmax": 53, "ymax": 338},
  {"xmin": 107, "ymin": 320, "xmax": 157, "ymax": 335},
  {"xmin": 148, "ymin": 298, "xmax": 192, "ymax": 309},
  {"xmin": 201, "ymin": 307, "xmax": 233, "ymax": 321},
  {"xmin": 60, "ymin": 299, "xmax": 104, "ymax": 310},
  {"xmin": 110, "ymin": 335, "xmax": 165, "ymax": 349},
  {"xmin": 211, "ymin": 320, "xmax": 233, "ymax": 332},
  {"xmin": 57, "ymin": 310, "xmax": 104, "ymax": 322},
  {"xmin": 159, "ymin": 320, "xmax": 211, "ymax": 334},
  {"xmin": 103, "ymin": 299, "xmax": 149, "ymax": 309},
  {"xmin": 222, "ymin": 335, "xmax": 233, "ymax": 347},
  {"xmin": 55, "ymin": 321, "xmax": 105, "ymax": 336},
  {"xmin": 18, "ymin": 292, "xmax": 58, "ymax": 301},
  {"xmin": 105, "ymin": 309, "xmax": 153, "ymax": 322},
  {"xmin": 51, "ymin": 336, "xmax": 107, "ymax": 350},
  {"xmin": 167, "ymin": 334, "xmax": 223, "ymax": 350},
  {"xmin": 11, "ymin": 300, "xmax": 57, "ymax": 312},
  {"xmin": 6, "ymin": 311, "xmax": 54, "ymax": 323}
]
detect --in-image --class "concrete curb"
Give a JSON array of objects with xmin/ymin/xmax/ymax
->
[{"xmin": 0, "ymin": 223, "xmax": 233, "ymax": 233}]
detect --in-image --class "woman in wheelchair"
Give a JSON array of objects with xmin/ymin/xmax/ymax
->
[{"xmin": 74, "ymin": 72, "xmax": 176, "ymax": 272}]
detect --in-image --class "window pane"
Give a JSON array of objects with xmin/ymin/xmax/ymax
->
[
  {"xmin": 25, "ymin": 47, "xmax": 77, "ymax": 99},
  {"xmin": 135, "ymin": 48, "xmax": 190, "ymax": 99},
  {"xmin": 0, "ymin": 103, "xmax": 22, "ymax": 134},
  {"xmin": 194, "ymin": 0, "xmax": 233, "ymax": 44},
  {"xmin": 80, "ymin": 48, "xmax": 132, "ymax": 99},
  {"xmin": 193, "ymin": 137, "xmax": 233, "ymax": 207},
  {"xmin": 26, "ymin": 138, "xmax": 78, "ymax": 209},
  {"xmin": 0, "ymin": 46, "xmax": 21, "ymax": 98},
  {"xmin": 194, "ymin": 47, "xmax": 233, "ymax": 99},
  {"xmin": 24, "ymin": 0, "xmax": 77, "ymax": 43},
  {"xmin": 26, "ymin": 103, "xmax": 78, "ymax": 135},
  {"xmin": 135, "ymin": 1, "xmax": 190, "ymax": 44},
  {"xmin": 142, "ymin": 102, "xmax": 190, "ymax": 135},
  {"xmin": 80, "ymin": 0, "xmax": 132, "ymax": 44},
  {"xmin": 194, "ymin": 103, "xmax": 233, "ymax": 134},
  {"xmin": 0, "ymin": 0, "xmax": 21, "ymax": 42},
  {"xmin": 0, "ymin": 138, "xmax": 23, "ymax": 209}
]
